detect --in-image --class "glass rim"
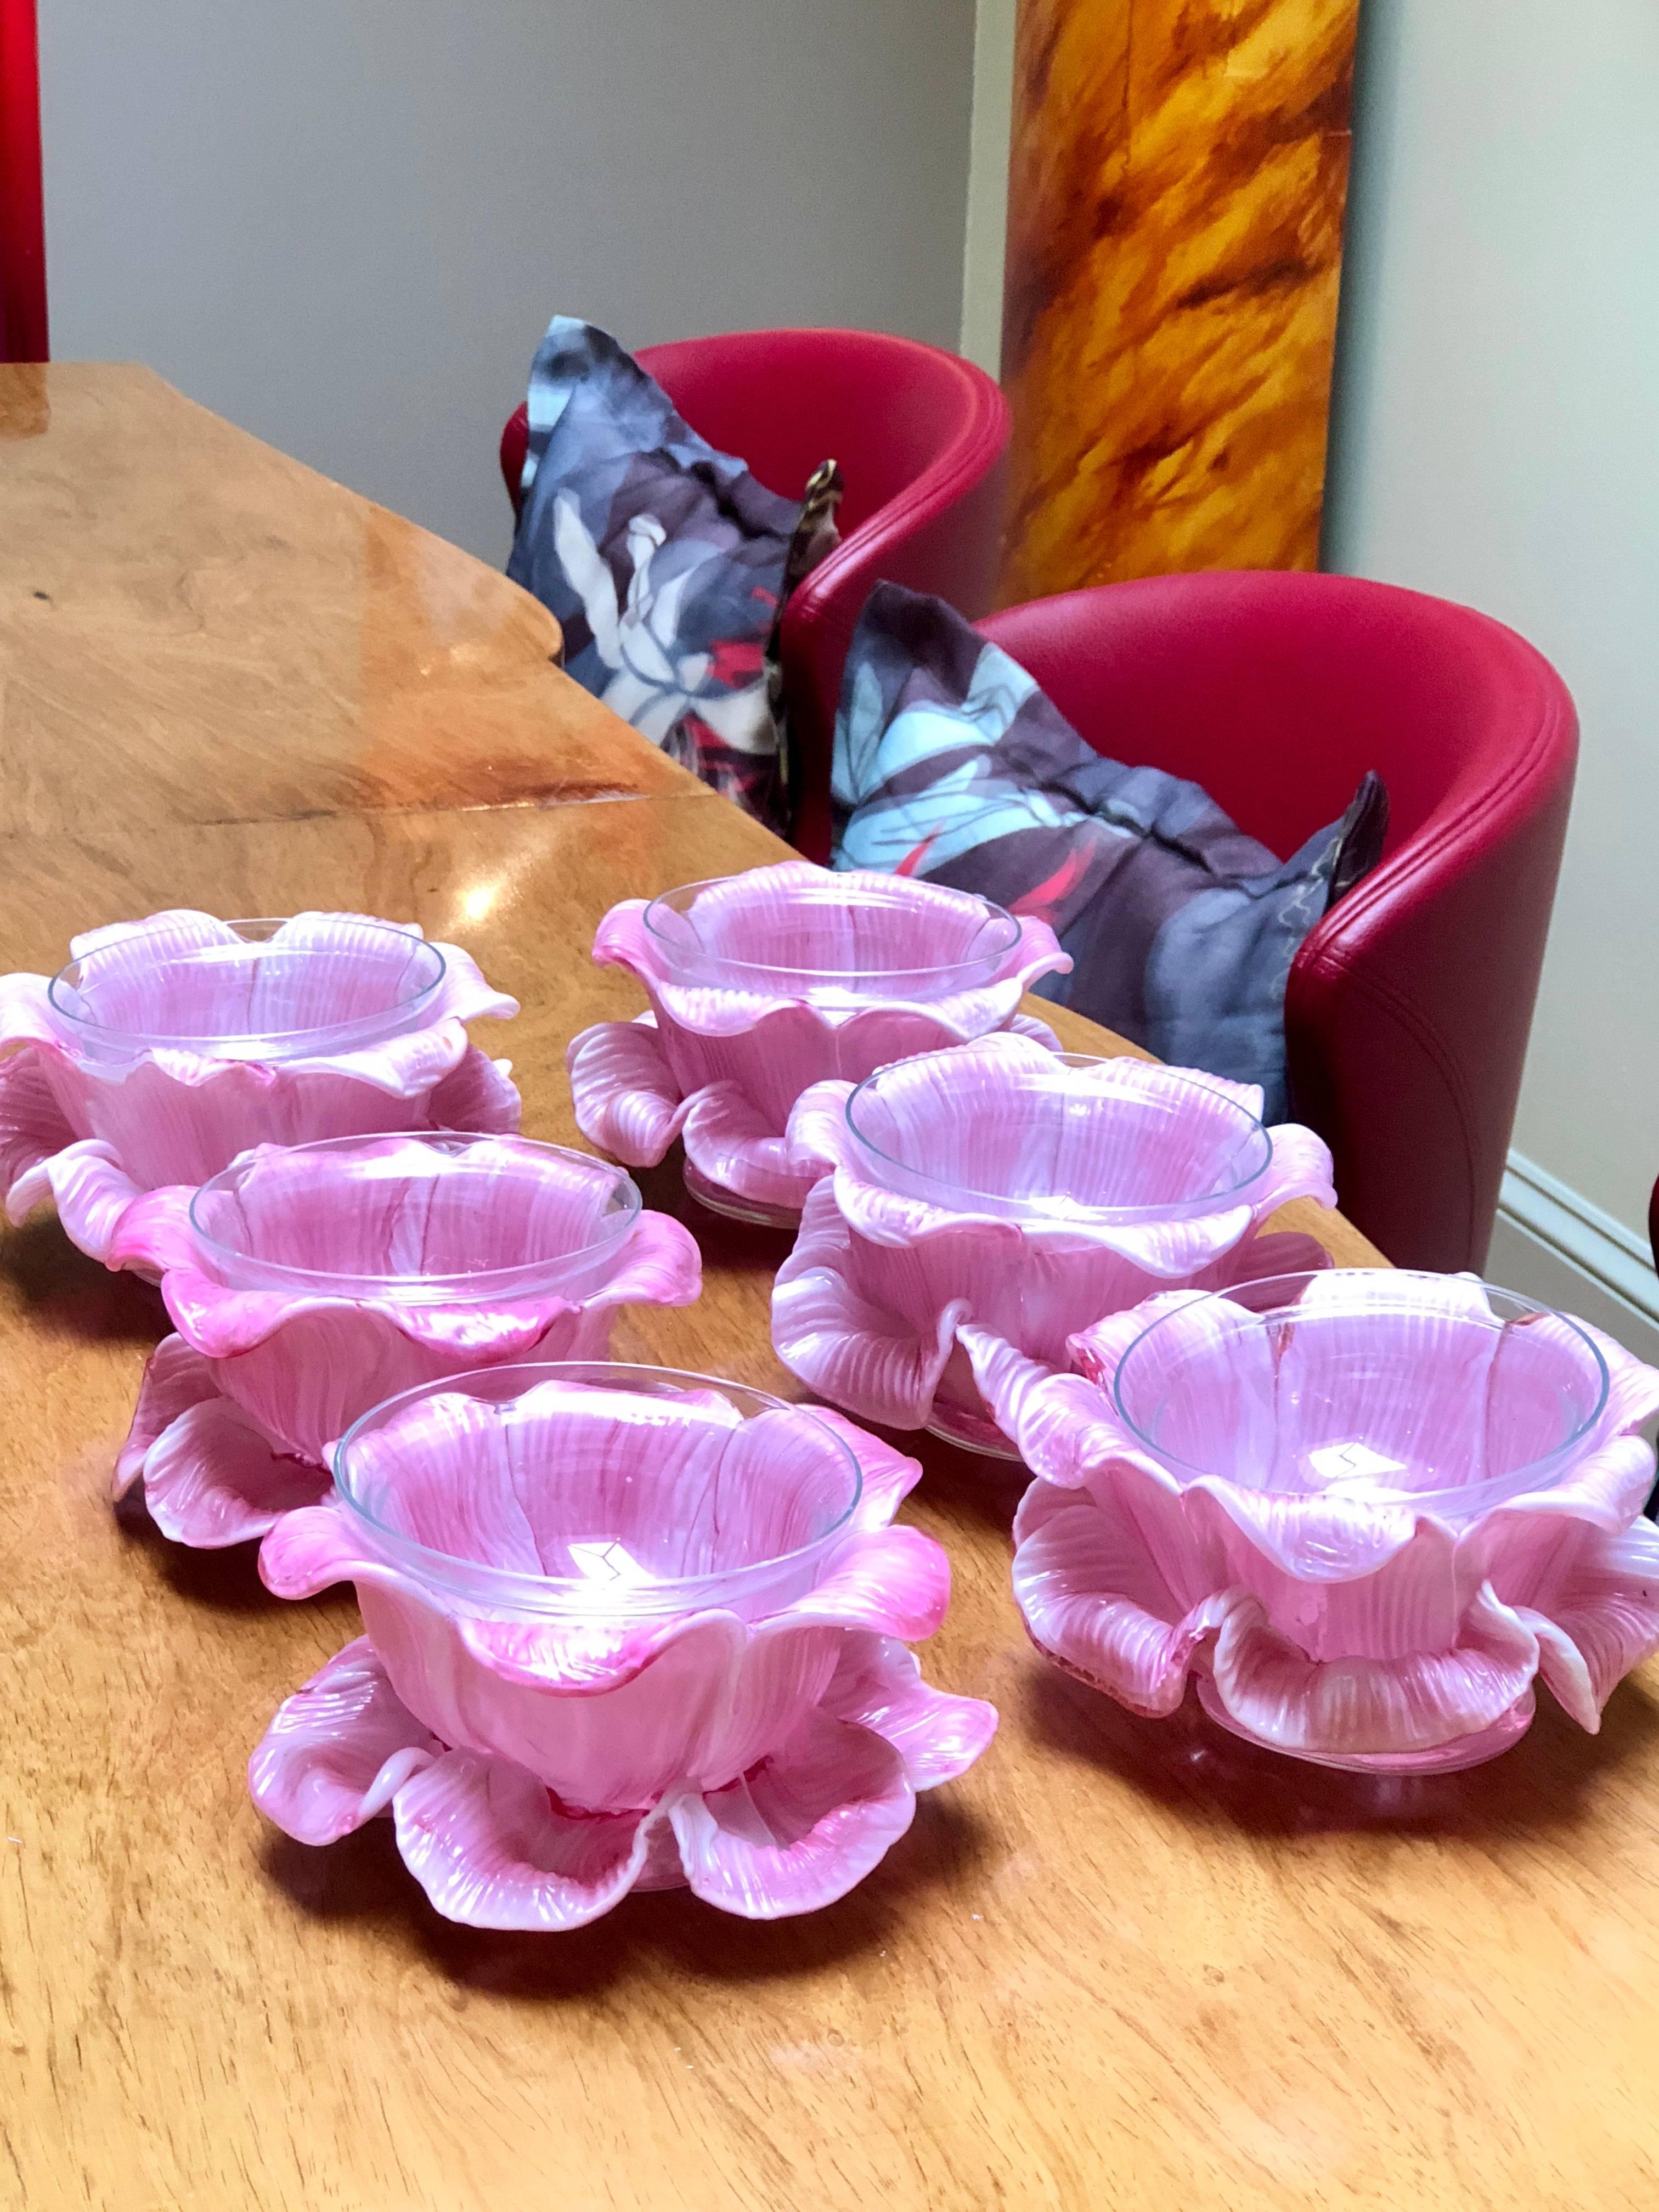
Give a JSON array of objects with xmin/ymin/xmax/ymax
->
[
  {"xmin": 640, "ymin": 872, "xmax": 1023, "ymax": 986},
  {"xmin": 843, "ymin": 1048, "xmax": 1276, "ymax": 1223},
  {"xmin": 330, "ymin": 1360, "xmax": 866, "ymax": 1616},
  {"xmin": 1112, "ymin": 1268, "xmax": 1613, "ymax": 1505},
  {"xmin": 47, "ymin": 914, "xmax": 447, "ymax": 1059},
  {"xmin": 187, "ymin": 1132, "xmax": 642, "ymax": 1305}
]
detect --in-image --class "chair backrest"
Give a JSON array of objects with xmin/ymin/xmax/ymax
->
[
  {"xmin": 981, "ymin": 572, "xmax": 1578, "ymax": 1270},
  {"xmin": 636, "ymin": 328, "xmax": 990, "ymax": 532},
  {"xmin": 501, "ymin": 326, "xmax": 1009, "ymax": 860}
]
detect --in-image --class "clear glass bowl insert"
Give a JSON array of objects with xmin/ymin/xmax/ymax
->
[
  {"xmin": 334, "ymin": 1362, "xmax": 864, "ymax": 1621},
  {"xmin": 48, "ymin": 915, "xmax": 446, "ymax": 1063},
  {"xmin": 641, "ymin": 873, "xmax": 1022, "ymax": 1011},
  {"xmin": 189, "ymin": 1133, "xmax": 641, "ymax": 1305},
  {"xmin": 843, "ymin": 1050, "xmax": 1274, "ymax": 1225},
  {"xmin": 1112, "ymin": 1269, "xmax": 1611, "ymax": 1527}
]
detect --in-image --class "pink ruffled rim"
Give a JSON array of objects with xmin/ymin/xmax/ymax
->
[
  {"xmin": 8, "ymin": 910, "xmax": 517, "ymax": 1079},
  {"xmin": 785, "ymin": 1036, "xmax": 1336, "ymax": 1271},
  {"xmin": 980, "ymin": 1279, "xmax": 1659, "ymax": 1766},
  {"xmin": 0, "ymin": 911, "xmax": 520, "ymax": 1267},
  {"xmin": 593, "ymin": 866, "xmax": 1069, "ymax": 1037},
  {"xmin": 109, "ymin": 1140, "xmax": 702, "ymax": 1359},
  {"xmin": 255, "ymin": 1390, "xmax": 946, "ymax": 1658}
]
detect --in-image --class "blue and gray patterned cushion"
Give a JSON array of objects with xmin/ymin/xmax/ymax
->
[
  {"xmin": 831, "ymin": 583, "xmax": 1387, "ymax": 1121},
  {"xmin": 507, "ymin": 317, "xmax": 816, "ymax": 827}
]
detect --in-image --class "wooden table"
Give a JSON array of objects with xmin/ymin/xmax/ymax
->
[{"xmin": 2, "ymin": 366, "xmax": 1655, "ymax": 2212}]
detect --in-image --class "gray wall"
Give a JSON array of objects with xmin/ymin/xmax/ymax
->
[
  {"xmin": 41, "ymin": 0, "xmax": 975, "ymax": 563},
  {"xmin": 1323, "ymin": 0, "xmax": 1659, "ymax": 1239}
]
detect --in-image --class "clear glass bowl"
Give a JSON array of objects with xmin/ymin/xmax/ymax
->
[
  {"xmin": 843, "ymin": 1050, "xmax": 1275, "ymax": 1226},
  {"xmin": 333, "ymin": 1362, "xmax": 864, "ymax": 1621},
  {"xmin": 641, "ymin": 873, "xmax": 1023, "ymax": 1013},
  {"xmin": 188, "ymin": 1133, "xmax": 641, "ymax": 1306},
  {"xmin": 49, "ymin": 915, "xmax": 447, "ymax": 1064},
  {"xmin": 1114, "ymin": 1269, "xmax": 1611, "ymax": 1528}
]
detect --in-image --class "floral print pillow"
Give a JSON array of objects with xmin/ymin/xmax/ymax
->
[
  {"xmin": 832, "ymin": 583, "xmax": 1389, "ymax": 1122},
  {"xmin": 506, "ymin": 317, "xmax": 834, "ymax": 829}
]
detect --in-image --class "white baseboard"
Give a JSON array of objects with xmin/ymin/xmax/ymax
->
[{"xmin": 1492, "ymin": 1152, "xmax": 1659, "ymax": 1367}]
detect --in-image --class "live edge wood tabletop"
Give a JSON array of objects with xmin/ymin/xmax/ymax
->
[{"xmin": 1, "ymin": 366, "xmax": 1655, "ymax": 2212}]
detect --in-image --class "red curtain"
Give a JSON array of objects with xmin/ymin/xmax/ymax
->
[{"xmin": 0, "ymin": 0, "xmax": 47, "ymax": 362}]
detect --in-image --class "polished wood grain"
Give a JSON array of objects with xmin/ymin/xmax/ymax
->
[
  {"xmin": 1001, "ymin": 0, "xmax": 1359, "ymax": 601},
  {"xmin": 6, "ymin": 375, "xmax": 1658, "ymax": 2212},
  {"xmin": 0, "ymin": 365, "xmax": 702, "ymax": 835}
]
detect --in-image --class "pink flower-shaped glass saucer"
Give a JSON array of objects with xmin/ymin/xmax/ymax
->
[
  {"xmin": 774, "ymin": 1034, "xmax": 1338, "ymax": 1457},
  {"xmin": 566, "ymin": 862, "xmax": 1069, "ymax": 1228},
  {"xmin": 0, "ymin": 911, "xmax": 520, "ymax": 1268},
  {"xmin": 973, "ymin": 1268, "xmax": 1659, "ymax": 1773},
  {"xmin": 110, "ymin": 1133, "xmax": 702, "ymax": 1548},
  {"xmin": 251, "ymin": 1362, "xmax": 996, "ymax": 1929}
]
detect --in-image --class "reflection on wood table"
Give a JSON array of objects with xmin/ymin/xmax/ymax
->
[
  {"xmin": 2, "ymin": 370, "xmax": 1655, "ymax": 2212},
  {"xmin": 0, "ymin": 365, "xmax": 698, "ymax": 835}
]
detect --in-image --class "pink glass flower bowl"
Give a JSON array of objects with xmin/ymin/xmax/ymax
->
[
  {"xmin": 109, "ymin": 1133, "xmax": 702, "ymax": 1548},
  {"xmin": 772, "ymin": 1034, "xmax": 1338, "ymax": 1456},
  {"xmin": 566, "ymin": 862, "xmax": 1069, "ymax": 1228},
  {"xmin": 0, "ymin": 911, "xmax": 520, "ymax": 1267},
  {"xmin": 251, "ymin": 1362, "xmax": 996, "ymax": 1929},
  {"xmin": 974, "ymin": 1268, "xmax": 1659, "ymax": 1773}
]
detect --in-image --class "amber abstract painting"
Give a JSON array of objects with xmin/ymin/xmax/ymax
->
[{"xmin": 1001, "ymin": 0, "xmax": 1361, "ymax": 602}]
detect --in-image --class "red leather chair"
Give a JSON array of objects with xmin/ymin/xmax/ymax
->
[
  {"xmin": 0, "ymin": 0, "xmax": 49, "ymax": 363},
  {"xmin": 501, "ymin": 328, "xmax": 1009, "ymax": 861},
  {"xmin": 980, "ymin": 572, "xmax": 1578, "ymax": 1272}
]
